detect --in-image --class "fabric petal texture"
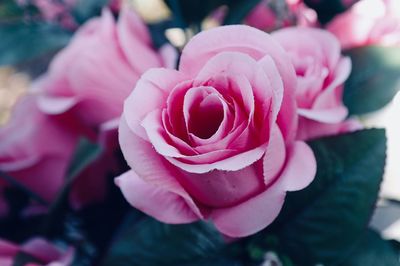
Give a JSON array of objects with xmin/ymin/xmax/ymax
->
[{"xmin": 117, "ymin": 25, "xmax": 316, "ymax": 237}]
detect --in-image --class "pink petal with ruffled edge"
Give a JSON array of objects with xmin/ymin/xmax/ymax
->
[
  {"xmin": 179, "ymin": 25, "xmax": 298, "ymax": 143},
  {"xmin": 209, "ymin": 141, "xmax": 315, "ymax": 237},
  {"xmin": 115, "ymin": 170, "xmax": 200, "ymax": 223},
  {"xmin": 123, "ymin": 68, "xmax": 188, "ymax": 140}
]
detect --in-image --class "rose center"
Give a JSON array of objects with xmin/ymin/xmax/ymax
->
[{"xmin": 188, "ymin": 94, "xmax": 224, "ymax": 139}]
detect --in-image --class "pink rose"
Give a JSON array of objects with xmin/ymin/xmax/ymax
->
[
  {"xmin": 116, "ymin": 25, "xmax": 316, "ymax": 237},
  {"xmin": 0, "ymin": 96, "xmax": 78, "ymax": 208},
  {"xmin": 272, "ymin": 27, "xmax": 361, "ymax": 140},
  {"xmin": 0, "ymin": 238, "xmax": 73, "ymax": 266},
  {"xmin": 0, "ymin": 95, "xmax": 110, "ymax": 212},
  {"xmin": 36, "ymin": 8, "xmax": 169, "ymax": 127},
  {"xmin": 327, "ymin": 0, "xmax": 400, "ymax": 49}
]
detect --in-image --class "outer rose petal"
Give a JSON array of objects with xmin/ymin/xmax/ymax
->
[
  {"xmin": 119, "ymin": 117, "xmax": 204, "ymax": 218},
  {"xmin": 115, "ymin": 170, "xmax": 200, "ymax": 223},
  {"xmin": 275, "ymin": 141, "xmax": 316, "ymax": 191},
  {"xmin": 297, "ymin": 117, "xmax": 363, "ymax": 141},
  {"xmin": 210, "ymin": 187, "xmax": 285, "ymax": 237},
  {"xmin": 179, "ymin": 25, "xmax": 298, "ymax": 143}
]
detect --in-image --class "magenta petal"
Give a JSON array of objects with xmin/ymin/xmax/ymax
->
[
  {"xmin": 276, "ymin": 141, "xmax": 316, "ymax": 191},
  {"xmin": 210, "ymin": 188, "xmax": 285, "ymax": 237},
  {"xmin": 115, "ymin": 170, "xmax": 200, "ymax": 223},
  {"xmin": 123, "ymin": 68, "xmax": 187, "ymax": 140}
]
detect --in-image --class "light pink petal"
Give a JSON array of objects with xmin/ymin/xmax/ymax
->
[
  {"xmin": 263, "ymin": 125, "xmax": 286, "ymax": 185},
  {"xmin": 141, "ymin": 109, "xmax": 185, "ymax": 157},
  {"xmin": 296, "ymin": 117, "xmax": 363, "ymax": 141},
  {"xmin": 210, "ymin": 187, "xmax": 286, "ymax": 237},
  {"xmin": 176, "ymin": 161, "xmax": 264, "ymax": 208},
  {"xmin": 272, "ymin": 27, "xmax": 341, "ymax": 70},
  {"xmin": 159, "ymin": 44, "xmax": 178, "ymax": 69},
  {"xmin": 124, "ymin": 68, "xmax": 188, "ymax": 140},
  {"xmin": 298, "ymin": 106, "xmax": 348, "ymax": 123},
  {"xmin": 258, "ymin": 55, "xmax": 284, "ymax": 122},
  {"xmin": 312, "ymin": 57, "xmax": 352, "ymax": 112},
  {"xmin": 118, "ymin": 8, "xmax": 162, "ymax": 73},
  {"xmin": 118, "ymin": 117, "xmax": 204, "ymax": 218},
  {"xmin": 37, "ymin": 95, "xmax": 78, "ymax": 115},
  {"xmin": 275, "ymin": 141, "xmax": 316, "ymax": 191},
  {"xmin": 115, "ymin": 170, "xmax": 200, "ymax": 223}
]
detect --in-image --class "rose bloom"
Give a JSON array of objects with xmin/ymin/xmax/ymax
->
[
  {"xmin": 35, "ymin": 8, "xmax": 173, "ymax": 128},
  {"xmin": 116, "ymin": 25, "xmax": 317, "ymax": 237},
  {"xmin": 272, "ymin": 27, "xmax": 362, "ymax": 140},
  {"xmin": 327, "ymin": 0, "xmax": 400, "ymax": 49},
  {"xmin": 0, "ymin": 96, "xmax": 78, "ymax": 214},
  {"xmin": 0, "ymin": 95, "xmax": 124, "ymax": 213},
  {"xmin": 0, "ymin": 238, "xmax": 73, "ymax": 266}
]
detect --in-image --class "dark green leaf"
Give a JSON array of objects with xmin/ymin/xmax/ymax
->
[
  {"xmin": 277, "ymin": 129, "xmax": 386, "ymax": 265},
  {"xmin": 71, "ymin": 0, "xmax": 109, "ymax": 25},
  {"xmin": 304, "ymin": 0, "xmax": 354, "ymax": 24},
  {"xmin": 164, "ymin": 0, "xmax": 225, "ymax": 26},
  {"xmin": 102, "ymin": 217, "xmax": 225, "ymax": 266},
  {"xmin": 42, "ymin": 138, "xmax": 102, "ymax": 238},
  {"xmin": 0, "ymin": 22, "xmax": 71, "ymax": 66},
  {"xmin": 223, "ymin": 0, "xmax": 262, "ymax": 25},
  {"xmin": 341, "ymin": 229, "xmax": 400, "ymax": 266},
  {"xmin": 344, "ymin": 46, "xmax": 400, "ymax": 115}
]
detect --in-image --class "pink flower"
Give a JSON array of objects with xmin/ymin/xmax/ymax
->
[
  {"xmin": 0, "ymin": 96, "xmax": 78, "ymax": 208},
  {"xmin": 0, "ymin": 238, "xmax": 73, "ymax": 266},
  {"xmin": 245, "ymin": 0, "xmax": 318, "ymax": 32},
  {"xmin": 327, "ymin": 0, "xmax": 400, "ymax": 49},
  {"xmin": 36, "ymin": 8, "xmax": 170, "ymax": 128},
  {"xmin": 0, "ymin": 95, "xmax": 110, "ymax": 213},
  {"xmin": 116, "ymin": 25, "xmax": 316, "ymax": 237},
  {"xmin": 273, "ymin": 27, "xmax": 361, "ymax": 140}
]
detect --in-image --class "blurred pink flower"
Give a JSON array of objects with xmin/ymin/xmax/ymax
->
[
  {"xmin": 0, "ymin": 238, "xmax": 73, "ymax": 266},
  {"xmin": 273, "ymin": 27, "xmax": 362, "ymax": 140},
  {"xmin": 327, "ymin": 0, "xmax": 400, "ymax": 49},
  {"xmin": 35, "ymin": 8, "xmax": 173, "ymax": 128},
  {"xmin": 0, "ymin": 96, "xmax": 79, "ymax": 208}
]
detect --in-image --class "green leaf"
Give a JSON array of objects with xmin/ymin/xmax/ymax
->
[
  {"xmin": 71, "ymin": 0, "xmax": 109, "ymax": 24},
  {"xmin": 341, "ymin": 229, "xmax": 400, "ymax": 266},
  {"xmin": 0, "ymin": 22, "xmax": 71, "ymax": 66},
  {"xmin": 344, "ymin": 46, "xmax": 400, "ymax": 115},
  {"xmin": 277, "ymin": 129, "xmax": 387, "ymax": 265},
  {"xmin": 102, "ymin": 216, "xmax": 225, "ymax": 266},
  {"xmin": 42, "ymin": 138, "xmax": 103, "ymax": 238},
  {"xmin": 223, "ymin": 0, "xmax": 262, "ymax": 25}
]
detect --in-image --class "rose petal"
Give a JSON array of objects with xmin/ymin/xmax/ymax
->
[
  {"xmin": 275, "ymin": 141, "xmax": 316, "ymax": 191},
  {"xmin": 115, "ymin": 170, "xmax": 200, "ymax": 223},
  {"xmin": 210, "ymin": 187, "xmax": 285, "ymax": 237},
  {"xmin": 124, "ymin": 68, "xmax": 188, "ymax": 140}
]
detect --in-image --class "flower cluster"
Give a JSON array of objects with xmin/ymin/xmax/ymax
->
[{"xmin": 0, "ymin": 0, "xmax": 398, "ymax": 265}]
